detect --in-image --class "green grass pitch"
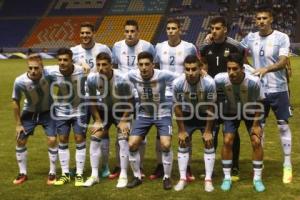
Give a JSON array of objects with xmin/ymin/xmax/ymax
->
[{"xmin": 0, "ymin": 58, "xmax": 299, "ymax": 200}]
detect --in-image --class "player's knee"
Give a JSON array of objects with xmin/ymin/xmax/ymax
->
[
  {"xmin": 74, "ymin": 134, "xmax": 85, "ymax": 143},
  {"xmin": 160, "ymin": 142, "xmax": 171, "ymax": 152},
  {"xmin": 223, "ymin": 134, "xmax": 234, "ymax": 147},
  {"xmin": 17, "ymin": 139, "xmax": 27, "ymax": 147},
  {"xmin": 250, "ymin": 135, "xmax": 261, "ymax": 148},
  {"xmin": 47, "ymin": 137, "xmax": 57, "ymax": 147}
]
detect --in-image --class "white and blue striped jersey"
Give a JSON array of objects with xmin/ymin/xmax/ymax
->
[
  {"xmin": 87, "ymin": 69, "xmax": 132, "ymax": 109},
  {"xmin": 173, "ymin": 74, "xmax": 216, "ymax": 113},
  {"xmin": 71, "ymin": 43, "xmax": 112, "ymax": 69},
  {"xmin": 112, "ymin": 39, "xmax": 156, "ymax": 73},
  {"xmin": 155, "ymin": 40, "xmax": 197, "ymax": 97},
  {"xmin": 127, "ymin": 69, "xmax": 177, "ymax": 118},
  {"xmin": 240, "ymin": 30, "xmax": 290, "ymax": 93},
  {"xmin": 46, "ymin": 65, "xmax": 86, "ymax": 117},
  {"xmin": 12, "ymin": 70, "xmax": 53, "ymax": 112},
  {"xmin": 214, "ymin": 72, "xmax": 264, "ymax": 115}
]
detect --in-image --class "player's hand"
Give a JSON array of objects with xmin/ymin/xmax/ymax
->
[
  {"xmin": 90, "ymin": 121, "xmax": 104, "ymax": 134},
  {"xmin": 202, "ymin": 131, "xmax": 213, "ymax": 146},
  {"xmin": 178, "ymin": 131, "xmax": 189, "ymax": 147},
  {"xmin": 204, "ymin": 33, "xmax": 213, "ymax": 45},
  {"xmin": 16, "ymin": 125, "xmax": 25, "ymax": 140},
  {"xmin": 117, "ymin": 121, "xmax": 130, "ymax": 137},
  {"xmin": 251, "ymin": 125, "xmax": 263, "ymax": 139},
  {"xmin": 253, "ymin": 68, "xmax": 268, "ymax": 78},
  {"xmin": 81, "ymin": 62, "xmax": 90, "ymax": 75}
]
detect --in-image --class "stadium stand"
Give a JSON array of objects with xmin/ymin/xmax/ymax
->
[
  {"xmin": 0, "ymin": 0, "xmax": 52, "ymax": 17},
  {"xmin": 95, "ymin": 15, "xmax": 162, "ymax": 47},
  {"xmin": 109, "ymin": 0, "xmax": 169, "ymax": 14},
  {"xmin": 0, "ymin": 19, "xmax": 37, "ymax": 48},
  {"xmin": 48, "ymin": 0, "xmax": 107, "ymax": 16},
  {"xmin": 22, "ymin": 16, "xmax": 100, "ymax": 48},
  {"xmin": 0, "ymin": 0, "xmax": 299, "ymax": 51}
]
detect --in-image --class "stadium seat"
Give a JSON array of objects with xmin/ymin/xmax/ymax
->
[
  {"xmin": 95, "ymin": 15, "xmax": 162, "ymax": 47},
  {"xmin": 23, "ymin": 16, "xmax": 100, "ymax": 48}
]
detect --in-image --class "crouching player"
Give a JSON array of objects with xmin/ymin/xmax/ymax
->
[
  {"xmin": 215, "ymin": 53, "xmax": 265, "ymax": 192},
  {"xmin": 84, "ymin": 52, "xmax": 133, "ymax": 188},
  {"xmin": 12, "ymin": 54, "xmax": 58, "ymax": 185},
  {"xmin": 173, "ymin": 55, "xmax": 216, "ymax": 192}
]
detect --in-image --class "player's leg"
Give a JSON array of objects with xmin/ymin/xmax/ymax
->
[
  {"xmin": 54, "ymin": 119, "xmax": 71, "ymax": 186},
  {"xmin": 42, "ymin": 111, "xmax": 58, "ymax": 185},
  {"xmin": 83, "ymin": 117, "xmax": 110, "ymax": 187},
  {"xmin": 201, "ymin": 128, "xmax": 216, "ymax": 192},
  {"xmin": 220, "ymin": 119, "xmax": 238, "ymax": 191},
  {"xmin": 174, "ymin": 128, "xmax": 192, "ymax": 191},
  {"xmin": 270, "ymin": 92, "xmax": 293, "ymax": 183},
  {"xmin": 73, "ymin": 115, "xmax": 87, "ymax": 187},
  {"xmin": 116, "ymin": 121, "xmax": 131, "ymax": 188},
  {"xmin": 246, "ymin": 118, "xmax": 265, "ymax": 192},
  {"xmin": 126, "ymin": 117, "xmax": 150, "ymax": 188},
  {"xmin": 157, "ymin": 117, "xmax": 173, "ymax": 190},
  {"xmin": 13, "ymin": 111, "xmax": 35, "ymax": 184}
]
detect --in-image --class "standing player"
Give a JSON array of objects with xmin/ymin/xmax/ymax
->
[
  {"xmin": 215, "ymin": 53, "xmax": 265, "ymax": 192},
  {"xmin": 152, "ymin": 18, "xmax": 198, "ymax": 181},
  {"xmin": 126, "ymin": 52, "xmax": 177, "ymax": 190},
  {"xmin": 173, "ymin": 55, "xmax": 216, "ymax": 192},
  {"xmin": 83, "ymin": 52, "xmax": 133, "ymax": 188},
  {"xmin": 12, "ymin": 54, "xmax": 58, "ymax": 185},
  {"xmin": 240, "ymin": 7, "xmax": 293, "ymax": 184},
  {"xmin": 48, "ymin": 48, "xmax": 87, "ymax": 187},
  {"xmin": 200, "ymin": 16, "xmax": 244, "ymax": 180},
  {"xmin": 71, "ymin": 22, "xmax": 112, "ymax": 178},
  {"xmin": 110, "ymin": 19, "xmax": 156, "ymax": 179}
]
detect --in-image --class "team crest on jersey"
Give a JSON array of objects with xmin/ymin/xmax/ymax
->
[
  {"xmin": 208, "ymin": 50, "xmax": 213, "ymax": 55},
  {"xmin": 122, "ymin": 51, "xmax": 126, "ymax": 55},
  {"xmin": 163, "ymin": 51, "xmax": 167, "ymax": 54},
  {"xmin": 224, "ymin": 48, "xmax": 230, "ymax": 57},
  {"xmin": 177, "ymin": 52, "xmax": 182, "ymax": 56}
]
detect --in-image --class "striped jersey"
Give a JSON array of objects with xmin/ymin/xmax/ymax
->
[
  {"xmin": 112, "ymin": 39, "xmax": 156, "ymax": 73},
  {"xmin": 173, "ymin": 74, "xmax": 216, "ymax": 113},
  {"xmin": 214, "ymin": 72, "xmax": 264, "ymax": 115},
  {"xmin": 127, "ymin": 69, "xmax": 176, "ymax": 118},
  {"xmin": 240, "ymin": 30, "xmax": 290, "ymax": 93},
  {"xmin": 46, "ymin": 65, "xmax": 86, "ymax": 117},
  {"xmin": 71, "ymin": 43, "xmax": 112, "ymax": 69},
  {"xmin": 156, "ymin": 40, "xmax": 197, "ymax": 97},
  {"xmin": 87, "ymin": 69, "xmax": 132, "ymax": 109},
  {"xmin": 12, "ymin": 70, "xmax": 53, "ymax": 112}
]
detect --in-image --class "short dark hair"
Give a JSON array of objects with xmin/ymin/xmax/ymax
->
[
  {"xmin": 57, "ymin": 48, "xmax": 73, "ymax": 58},
  {"xmin": 124, "ymin": 20, "xmax": 139, "ymax": 30},
  {"xmin": 81, "ymin": 22, "xmax": 95, "ymax": 32},
  {"xmin": 209, "ymin": 16, "xmax": 228, "ymax": 28},
  {"xmin": 184, "ymin": 55, "xmax": 203, "ymax": 68},
  {"xmin": 96, "ymin": 52, "xmax": 112, "ymax": 63},
  {"xmin": 255, "ymin": 5, "xmax": 273, "ymax": 17},
  {"xmin": 226, "ymin": 53, "xmax": 244, "ymax": 68},
  {"xmin": 167, "ymin": 17, "xmax": 181, "ymax": 28},
  {"xmin": 138, "ymin": 51, "xmax": 153, "ymax": 63}
]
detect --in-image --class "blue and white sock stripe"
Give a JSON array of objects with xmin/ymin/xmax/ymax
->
[
  {"xmin": 58, "ymin": 143, "xmax": 68, "ymax": 150},
  {"xmin": 16, "ymin": 146, "xmax": 27, "ymax": 153},
  {"xmin": 76, "ymin": 142, "xmax": 86, "ymax": 150}
]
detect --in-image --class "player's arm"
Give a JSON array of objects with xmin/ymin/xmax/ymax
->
[
  {"xmin": 12, "ymin": 99, "xmax": 25, "ymax": 139},
  {"xmin": 254, "ymin": 55, "xmax": 288, "ymax": 76},
  {"xmin": 90, "ymin": 100, "xmax": 104, "ymax": 134},
  {"xmin": 174, "ymin": 103, "xmax": 189, "ymax": 147},
  {"xmin": 203, "ymin": 105, "xmax": 214, "ymax": 146}
]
